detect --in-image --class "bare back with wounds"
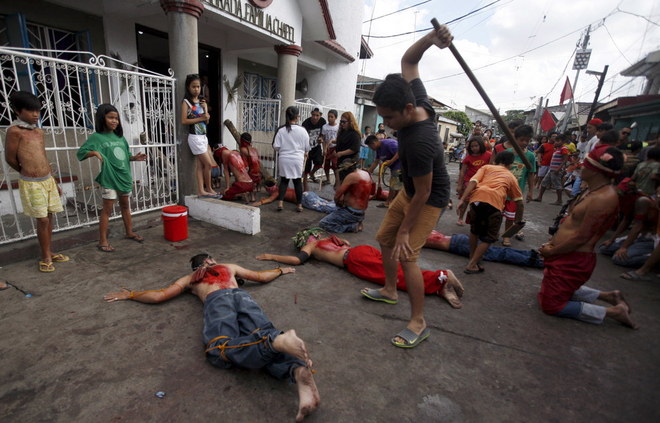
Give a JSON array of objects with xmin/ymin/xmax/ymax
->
[
  {"xmin": 548, "ymin": 186, "xmax": 619, "ymax": 254},
  {"xmin": 222, "ymin": 149, "xmax": 253, "ymax": 183},
  {"xmin": 5, "ymin": 126, "xmax": 51, "ymax": 177},
  {"xmin": 335, "ymin": 169, "xmax": 373, "ymax": 210},
  {"xmin": 301, "ymin": 237, "xmax": 350, "ymax": 268}
]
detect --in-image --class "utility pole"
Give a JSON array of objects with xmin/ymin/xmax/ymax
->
[
  {"xmin": 585, "ymin": 65, "xmax": 609, "ymax": 124},
  {"xmin": 533, "ymin": 96, "xmax": 543, "ymax": 134},
  {"xmin": 560, "ymin": 25, "xmax": 591, "ymax": 133}
]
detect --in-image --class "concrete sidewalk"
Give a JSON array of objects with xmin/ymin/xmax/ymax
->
[{"xmin": 1, "ymin": 165, "xmax": 659, "ymax": 422}]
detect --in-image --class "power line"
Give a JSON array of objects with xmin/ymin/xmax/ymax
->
[
  {"xmin": 617, "ymin": 7, "xmax": 660, "ymax": 27},
  {"xmin": 603, "ymin": 23, "xmax": 632, "ymax": 66},
  {"xmin": 364, "ymin": 0, "xmax": 502, "ymax": 39},
  {"xmin": 362, "ymin": 0, "xmax": 432, "ymax": 24},
  {"xmin": 423, "ymin": 26, "xmax": 584, "ymax": 83}
]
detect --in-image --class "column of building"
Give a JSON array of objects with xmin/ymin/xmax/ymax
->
[
  {"xmin": 160, "ymin": 0, "xmax": 204, "ymax": 199},
  {"xmin": 274, "ymin": 44, "xmax": 302, "ymax": 125}
]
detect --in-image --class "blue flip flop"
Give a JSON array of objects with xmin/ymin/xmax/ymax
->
[
  {"xmin": 391, "ymin": 327, "xmax": 430, "ymax": 348},
  {"xmin": 360, "ymin": 288, "xmax": 398, "ymax": 304}
]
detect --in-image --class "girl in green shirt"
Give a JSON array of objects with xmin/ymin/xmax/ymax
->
[{"xmin": 78, "ymin": 104, "xmax": 146, "ymax": 252}]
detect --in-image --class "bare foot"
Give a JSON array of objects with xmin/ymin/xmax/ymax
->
[
  {"xmin": 607, "ymin": 303, "xmax": 639, "ymax": 329},
  {"xmin": 294, "ymin": 366, "xmax": 320, "ymax": 422},
  {"xmin": 280, "ymin": 267, "xmax": 296, "ymax": 275},
  {"xmin": 438, "ymin": 283, "xmax": 462, "ymax": 309},
  {"xmin": 0, "ymin": 281, "xmax": 8, "ymax": 290},
  {"xmin": 356, "ymin": 222, "xmax": 364, "ymax": 232},
  {"xmin": 600, "ymin": 290, "xmax": 631, "ymax": 313},
  {"xmin": 445, "ymin": 270, "xmax": 464, "ymax": 297},
  {"xmin": 272, "ymin": 330, "xmax": 312, "ymax": 368}
]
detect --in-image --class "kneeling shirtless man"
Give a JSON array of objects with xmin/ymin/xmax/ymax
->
[{"xmin": 103, "ymin": 254, "xmax": 319, "ymax": 421}]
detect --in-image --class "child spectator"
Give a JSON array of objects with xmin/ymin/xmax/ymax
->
[
  {"xmin": 501, "ymin": 125, "xmax": 537, "ymax": 245},
  {"xmin": 181, "ymin": 74, "xmax": 216, "ymax": 197},
  {"xmin": 456, "ymin": 136, "xmax": 491, "ymax": 225},
  {"xmin": 5, "ymin": 91, "xmax": 70, "ymax": 272},
  {"xmin": 77, "ymin": 104, "xmax": 147, "ymax": 252},
  {"xmin": 457, "ymin": 151, "xmax": 524, "ymax": 273},
  {"xmin": 535, "ymin": 133, "xmax": 569, "ymax": 204}
]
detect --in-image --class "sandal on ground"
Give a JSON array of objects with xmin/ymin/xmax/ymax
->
[
  {"xmin": 125, "ymin": 234, "xmax": 144, "ymax": 243},
  {"xmin": 51, "ymin": 253, "xmax": 70, "ymax": 263},
  {"xmin": 39, "ymin": 261, "xmax": 55, "ymax": 273},
  {"xmin": 456, "ymin": 219, "xmax": 464, "ymax": 226},
  {"xmin": 376, "ymin": 203, "xmax": 389, "ymax": 208},
  {"xmin": 296, "ymin": 205, "xmax": 303, "ymax": 213},
  {"xmin": 277, "ymin": 202, "xmax": 283, "ymax": 211},
  {"xmin": 360, "ymin": 288, "xmax": 398, "ymax": 304},
  {"xmin": 391, "ymin": 327, "xmax": 430, "ymax": 348},
  {"xmin": 502, "ymin": 238, "xmax": 512, "ymax": 247},
  {"xmin": 97, "ymin": 245, "xmax": 115, "ymax": 253},
  {"xmin": 620, "ymin": 270, "xmax": 651, "ymax": 281}
]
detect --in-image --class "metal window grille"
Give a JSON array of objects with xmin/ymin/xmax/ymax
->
[
  {"xmin": 0, "ymin": 47, "xmax": 178, "ymax": 245},
  {"xmin": 236, "ymin": 96, "xmax": 280, "ymax": 177}
]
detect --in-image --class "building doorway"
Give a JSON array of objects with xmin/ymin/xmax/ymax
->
[{"xmin": 136, "ymin": 24, "xmax": 222, "ymax": 147}]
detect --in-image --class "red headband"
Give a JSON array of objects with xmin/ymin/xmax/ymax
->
[{"xmin": 583, "ymin": 145, "xmax": 619, "ymax": 178}]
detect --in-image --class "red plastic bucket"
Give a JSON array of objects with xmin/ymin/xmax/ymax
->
[{"xmin": 162, "ymin": 205, "xmax": 188, "ymax": 242}]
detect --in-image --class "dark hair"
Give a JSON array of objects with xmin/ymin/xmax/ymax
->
[
  {"xmin": 365, "ymin": 134, "xmax": 379, "ymax": 145},
  {"xmin": 495, "ymin": 150, "xmax": 515, "ymax": 166},
  {"xmin": 184, "ymin": 73, "xmax": 201, "ymax": 102},
  {"xmin": 597, "ymin": 123, "xmax": 614, "ymax": 132},
  {"xmin": 95, "ymin": 103, "xmax": 123, "ymax": 136},
  {"xmin": 514, "ymin": 125, "xmax": 533, "ymax": 139},
  {"xmin": 555, "ymin": 133, "xmax": 567, "ymax": 142},
  {"xmin": 312, "ymin": 107, "xmax": 321, "ymax": 113},
  {"xmin": 373, "ymin": 73, "xmax": 415, "ymax": 112},
  {"xmin": 9, "ymin": 91, "xmax": 41, "ymax": 113},
  {"xmin": 364, "ymin": 126, "xmax": 371, "ymax": 131},
  {"xmin": 599, "ymin": 130, "xmax": 619, "ymax": 146},
  {"xmin": 507, "ymin": 119, "xmax": 523, "ymax": 130},
  {"xmin": 467, "ymin": 136, "xmax": 486, "ymax": 155},
  {"xmin": 240, "ymin": 132, "xmax": 252, "ymax": 143},
  {"xmin": 190, "ymin": 253, "xmax": 211, "ymax": 271},
  {"xmin": 648, "ymin": 147, "xmax": 660, "ymax": 161},
  {"xmin": 601, "ymin": 147, "xmax": 624, "ymax": 172},
  {"xmin": 285, "ymin": 106, "xmax": 299, "ymax": 132},
  {"xmin": 328, "ymin": 109, "xmax": 338, "ymax": 118}
]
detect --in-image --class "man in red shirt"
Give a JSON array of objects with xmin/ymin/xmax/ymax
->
[{"xmin": 535, "ymin": 132, "xmax": 557, "ymax": 187}]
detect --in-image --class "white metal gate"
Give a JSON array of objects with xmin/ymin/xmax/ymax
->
[
  {"xmin": 236, "ymin": 96, "xmax": 280, "ymax": 178},
  {"xmin": 0, "ymin": 47, "xmax": 177, "ymax": 245}
]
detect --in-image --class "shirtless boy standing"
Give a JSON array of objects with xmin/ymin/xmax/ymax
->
[
  {"xmin": 537, "ymin": 145, "xmax": 637, "ymax": 329},
  {"xmin": 4, "ymin": 91, "xmax": 69, "ymax": 272},
  {"xmin": 104, "ymin": 254, "xmax": 319, "ymax": 421}
]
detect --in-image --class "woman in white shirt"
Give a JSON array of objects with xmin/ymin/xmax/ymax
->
[{"xmin": 273, "ymin": 106, "xmax": 310, "ymax": 211}]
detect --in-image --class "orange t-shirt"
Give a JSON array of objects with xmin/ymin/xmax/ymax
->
[{"xmin": 469, "ymin": 164, "xmax": 523, "ymax": 210}]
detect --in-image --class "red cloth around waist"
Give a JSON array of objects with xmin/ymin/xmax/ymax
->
[
  {"xmin": 224, "ymin": 181, "xmax": 254, "ymax": 200},
  {"xmin": 343, "ymin": 245, "xmax": 446, "ymax": 294},
  {"xmin": 538, "ymin": 251, "xmax": 596, "ymax": 314}
]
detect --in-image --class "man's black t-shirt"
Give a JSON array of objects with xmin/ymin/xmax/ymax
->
[
  {"xmin": 398, "ymin": 78, "xmax": 450, "ymax": 208},
  {"xmin": 336, "ymin": 129, "xmax": 361, "ymax": 166},
  {"xmin": 301, "ymin": 117, "xmax": 327, "ymax": 150}
]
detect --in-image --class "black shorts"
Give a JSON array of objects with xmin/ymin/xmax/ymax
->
[
  {"xmin": 468, "ymin": 202, "xmax": 502, "ymax": 243},
  {"xmin": 305, "ymin": 146, "xmax": 323, "ymax": 172}
]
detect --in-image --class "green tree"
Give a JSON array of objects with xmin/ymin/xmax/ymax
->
[
  {"xmin": 442, "ymin": 111, "xmax": 473, "ymax": 136},
  {"xmin": 503, "ymin": 109, "xmax": 526, "ymax": 124}
]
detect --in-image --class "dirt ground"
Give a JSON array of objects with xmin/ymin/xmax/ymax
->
[{"xmin": 1, "ymin": 162, "xmax": 659, "ymax": 422}]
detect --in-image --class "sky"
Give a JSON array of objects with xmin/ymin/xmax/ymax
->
[{"xmin": 360, "ymin": 0, "xmax": 660, "ymax": 114}]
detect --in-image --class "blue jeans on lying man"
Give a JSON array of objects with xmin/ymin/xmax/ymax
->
[
  {"xmin": 203, "ymin": 288, "xmax": 304, "ymax": 382},
  {"xmin": 301, "ymin": 191, "xmax": 337, "ymax": 214},
  {"xmin": 448, "ymin": 233, "xmax": 543, "ymax": 268},
  {"xmin": 319, "ymin": 206, "xmax": 365, "ymax": 233}
]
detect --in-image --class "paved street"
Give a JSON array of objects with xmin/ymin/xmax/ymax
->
[{"xmin": 1, "ymin": 162, "xmax": 659, "ymax": 422}]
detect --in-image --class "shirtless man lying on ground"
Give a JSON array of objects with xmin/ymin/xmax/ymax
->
[
  {"xmin": 103, "ymin": 254, "xmax": 319, "ymax": 421},
  {"xmin": 256, "ymin": 228, "xmax": 465, "ymax": 308}
]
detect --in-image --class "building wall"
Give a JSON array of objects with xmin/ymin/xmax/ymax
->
[{"xmin": 301, "ymin": 0, "xmax": 362, "ymax": 111}]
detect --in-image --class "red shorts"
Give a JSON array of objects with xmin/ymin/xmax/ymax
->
[
  {"xmin": 503, "ymin": 199, "xmax": 517, "ymax": 221},
  {"xmin": 224, "ymin": 181, "xmax": 254, "ymax": 200},
  {"xmin": 249, "ymin": 172, "xmax": 262, "ymax": 187},
  {"xmin": 538, "ymin": 251, "xmax": 596, "ymax": 314},
  {"xmin": 343, "ymin": 245, "xmax": 447, "ymax": 294}
]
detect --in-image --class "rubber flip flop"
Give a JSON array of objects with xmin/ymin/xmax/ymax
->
[
  {"xmin": 391, "ymin": 327, "xmax": 430, "ymax": 348},
  {"xmin": 97, "ymin": 245, "xmax": 115, "ymax": 253},
  {"xmin": 620, "ymin": 270, "xmax": 651, "ymax": 281},
  {"xmin": 360, "ymin": 288, "xmax": 398, "ymax": 304},
  {"xmin": 125, "ymin": 234, "xmax": 144, "ymax": 243},
  {"xmin": 39, "ymin": 261, "xmax": 55, "ymax": 273},
  {"xmin": 376, "ymin": 203, "xmax": 389, "ymax": 208},
  {"xmin": 464, "ymin": 268, "xmax": 483, "ymax": 274},
  {"xmin": 51, "ymin": 253, "xmax": 70, "ymax": 263}
]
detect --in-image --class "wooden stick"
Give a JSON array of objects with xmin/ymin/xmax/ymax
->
[{"xmin": 431, "ymin": 18, "xmax": 532, "ymax": 169}]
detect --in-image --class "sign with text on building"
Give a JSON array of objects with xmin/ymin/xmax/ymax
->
[{"xmin": 204, "ymin": 0, "xmax": 295, "ymax": 43}]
